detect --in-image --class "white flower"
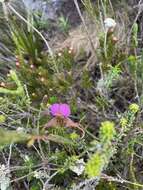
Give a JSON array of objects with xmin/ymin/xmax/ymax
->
[
  {"xmin": 70, "ymin": 159, "xmax": 85, "ymax": 176},
  {"xmin": 104, "ymin": 18, "xmax": 116, "ymax": 30},
  {"xmin": 16, "ymin": 127, "xmax": 25, "ymax": 133}
]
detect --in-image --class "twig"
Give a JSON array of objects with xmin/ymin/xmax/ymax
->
[
  {"xmin": 72, "ymin": 177, "xmax": 99, "ymax": 190},
  {"xmin": 7, "ymin": 143, "xmax": 13, "ymax": 168},
  {"xmin": 32, "ymin": 144, "xmax": 44, "ymax": 160},
  {"xmin": 102, "ymin": 174, "xmax": 143, "ymax": 188},
  {"xmin": 43, "ymin": 171, "xmax": 59, "ymax": 190},
  {"xmin": 10, "ymin": 170, "xmax": 38, "ymax": 183},
  {"xmin": 133, "ymin": 3, "xmax": 143, "ymax": 9}
]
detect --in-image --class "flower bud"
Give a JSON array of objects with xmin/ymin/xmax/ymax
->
[{"xmin": 129, "ymin": 103, "xmax": 139, "ymax": 113}]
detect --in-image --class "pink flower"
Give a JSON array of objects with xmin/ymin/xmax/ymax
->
[
  {"xmin": 50, "ymin": 103, "xmax": 71, "ymax": 118},
  {"xmin": 45, "ymin": 103, "xmax": 85, "ymax": 138}
]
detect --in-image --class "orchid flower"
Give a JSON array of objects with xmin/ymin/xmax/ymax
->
[{"xmin": 44, "ymin": 103, "xmax": 85, "ymax": 138}]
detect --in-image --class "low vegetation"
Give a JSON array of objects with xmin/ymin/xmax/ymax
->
[{"xmin": 0, "ymin": 0, "xmax": 143, "ymax": 189}]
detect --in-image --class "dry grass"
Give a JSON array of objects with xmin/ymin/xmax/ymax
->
[{"xmin": 52, "ymin": 10, "xmax": 129, "ymax": 71}]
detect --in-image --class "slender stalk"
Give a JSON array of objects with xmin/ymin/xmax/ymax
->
[
  {"xmin": 104, "ymin": 29, "xmax": 108, "ymax": 58},
  {"xmin": 7, "ymin": 3, "xmax": 53, "ymax": 57},
  {"xmin": 7, "ymin": 143, "xmax": 13, "ymax": 167},
  {"xmin": 102, "ymin": 174, "xmax": 143, "ymax": 189},
  {"xmin": 2, "ymin": 1, "xmax": 8, "ymax": 21},
  {"xmin": 108, "ymin": 0, "xmax": 115, "ymax": 16},
  {"xmin": 130, "ymin": 153, "xmax": 139, "ymax": 190},
  {"xmin": 5, "ymin": 2, "xmax": 59, "ymax": 73},
  {"xmin": 73, "ymin": 0, "xmax": 96, "ymax": 53},
  {"xmin": 100, "ymin": 0, "xmax": 106, "ymax": 19},
  {"xmin": 43, "ymin": 171, "xmax": 59, "ymax": 189}
]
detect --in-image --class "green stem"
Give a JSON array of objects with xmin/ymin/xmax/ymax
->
[
  {"xmin": 104, "ymin": 30, "xmax": 108, "ymax": 59},
  {"xmin": 130, "ymin": 153, "xmax": 139, "ymax": 190}
]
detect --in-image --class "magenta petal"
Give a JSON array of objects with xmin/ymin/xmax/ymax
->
[
  {"xmin": 50, "ymin": 103, "xmax": 71, "ymax": 117},
  {"xmin": 60, "ymin": 104, "xmax": 71, "ymax": 117},
  {"xmin": 50, "ymin": 103, "xmax": 60, "ymax": 116}
]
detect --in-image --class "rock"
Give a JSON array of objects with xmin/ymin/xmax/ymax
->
[
  {"xmin": 23, "ymin": 0, "xmax": 58, "ymax": 20},
  {"xmin": 22, "ymin": 0, "xmax": 82, "ymax": 25}
]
